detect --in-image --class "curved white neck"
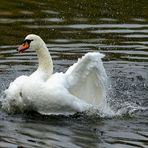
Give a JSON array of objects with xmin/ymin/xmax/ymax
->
[{"xmin": 31, "ymin": 44, "xmax": 53, "ymax": 81}]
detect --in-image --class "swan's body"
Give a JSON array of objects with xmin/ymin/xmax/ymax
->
[{"xmin": 2, "ymin": 34, "xmax": 107, "ymax": 115}]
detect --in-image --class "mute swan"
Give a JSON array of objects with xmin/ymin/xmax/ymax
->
[{"xmin": 2, "ymin": 34, "xmax": 107, "ymax": 115}]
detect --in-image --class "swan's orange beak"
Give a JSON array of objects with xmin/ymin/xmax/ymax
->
[{"xmin": 17, "ymin": 41, "xmax": 30, "ymax": 53}]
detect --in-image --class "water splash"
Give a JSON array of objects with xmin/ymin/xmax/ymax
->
[
  {"xmin": 1, "ymin": 85, "xmax": 146, "ymax": 118},
  {"xmin": 0, "ymin": 66, "xmax": 147, "ymax": 118}
]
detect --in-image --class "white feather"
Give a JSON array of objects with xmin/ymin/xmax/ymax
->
[{"xmin": 1, "ymin": 34, "xmax": 108, "ymax": 115}]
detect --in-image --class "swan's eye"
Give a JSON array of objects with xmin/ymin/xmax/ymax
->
[{"xmin": 23, "ymin": 39, "xmax": 33, "ymax": 44}]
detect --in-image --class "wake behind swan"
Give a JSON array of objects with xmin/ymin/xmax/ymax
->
[{"xmin": 1, "ymin": 34, "xmax": 108, "ymax": 115}]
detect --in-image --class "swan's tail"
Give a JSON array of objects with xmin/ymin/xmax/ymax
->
[{"xmin": 66, "ymin": 52, "xmax": 107, "ymax": 106}]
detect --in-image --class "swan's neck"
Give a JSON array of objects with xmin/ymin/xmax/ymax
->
[{"xmin": 36, "ymin": 44, "xmax": 53, "ymax": 80}]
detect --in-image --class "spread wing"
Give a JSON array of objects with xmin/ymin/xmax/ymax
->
[{"xmin": 65, "ymin": 52, "xmax": 107, "ymax": 106}]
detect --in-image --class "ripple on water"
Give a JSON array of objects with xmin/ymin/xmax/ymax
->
[{"xmin": 0, "ymin": 0, "xmax": 148, "ymax": 148}]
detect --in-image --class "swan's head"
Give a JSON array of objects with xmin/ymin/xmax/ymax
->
[{"xmin": 18, "ymin": 34, "xmax": 45, "ymax": 53}]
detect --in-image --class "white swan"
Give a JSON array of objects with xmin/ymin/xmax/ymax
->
[{"xmin": 2, "ymin": 34, "xmax": 107, "ymax": 115}]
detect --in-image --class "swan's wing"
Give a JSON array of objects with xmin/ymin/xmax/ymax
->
[
  {"xmin": 65, "ymin": 52, "xmax": 107, "ymax": 106},
  {"xmin": 1, "ymin": 75, "xmax": 28, "ymax": 112},
  {"xmin": 6, "ymin": 75, "xmax": 28, "ymax": 93}
]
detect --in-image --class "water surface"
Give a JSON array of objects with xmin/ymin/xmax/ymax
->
[{"xmin": 0, "ymin": 0, "xmax": 148, "ymax": 147}]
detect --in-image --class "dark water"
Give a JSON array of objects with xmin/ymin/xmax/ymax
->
[{"xmin": 0, "ymin": 0, "xmax": 148, "ymax": 147}]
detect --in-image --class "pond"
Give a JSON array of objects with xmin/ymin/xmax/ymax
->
[{"xmin": 0, "ymin": 0, "xmax": 148, "ymax": 147}]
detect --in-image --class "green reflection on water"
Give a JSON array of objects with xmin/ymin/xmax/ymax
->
[{"xmin": 0, "ymin": 0, "xmax": 148, "ymax": 45}]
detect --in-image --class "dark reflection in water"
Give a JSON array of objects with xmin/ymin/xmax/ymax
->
[{"xmin": 0, "ymin": 0, "xmax": 148, "ymax": 148}]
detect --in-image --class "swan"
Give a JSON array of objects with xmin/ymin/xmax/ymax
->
[{"xmin": 1, "ymin": 34, "xmax": 107, "ymax": 115}]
